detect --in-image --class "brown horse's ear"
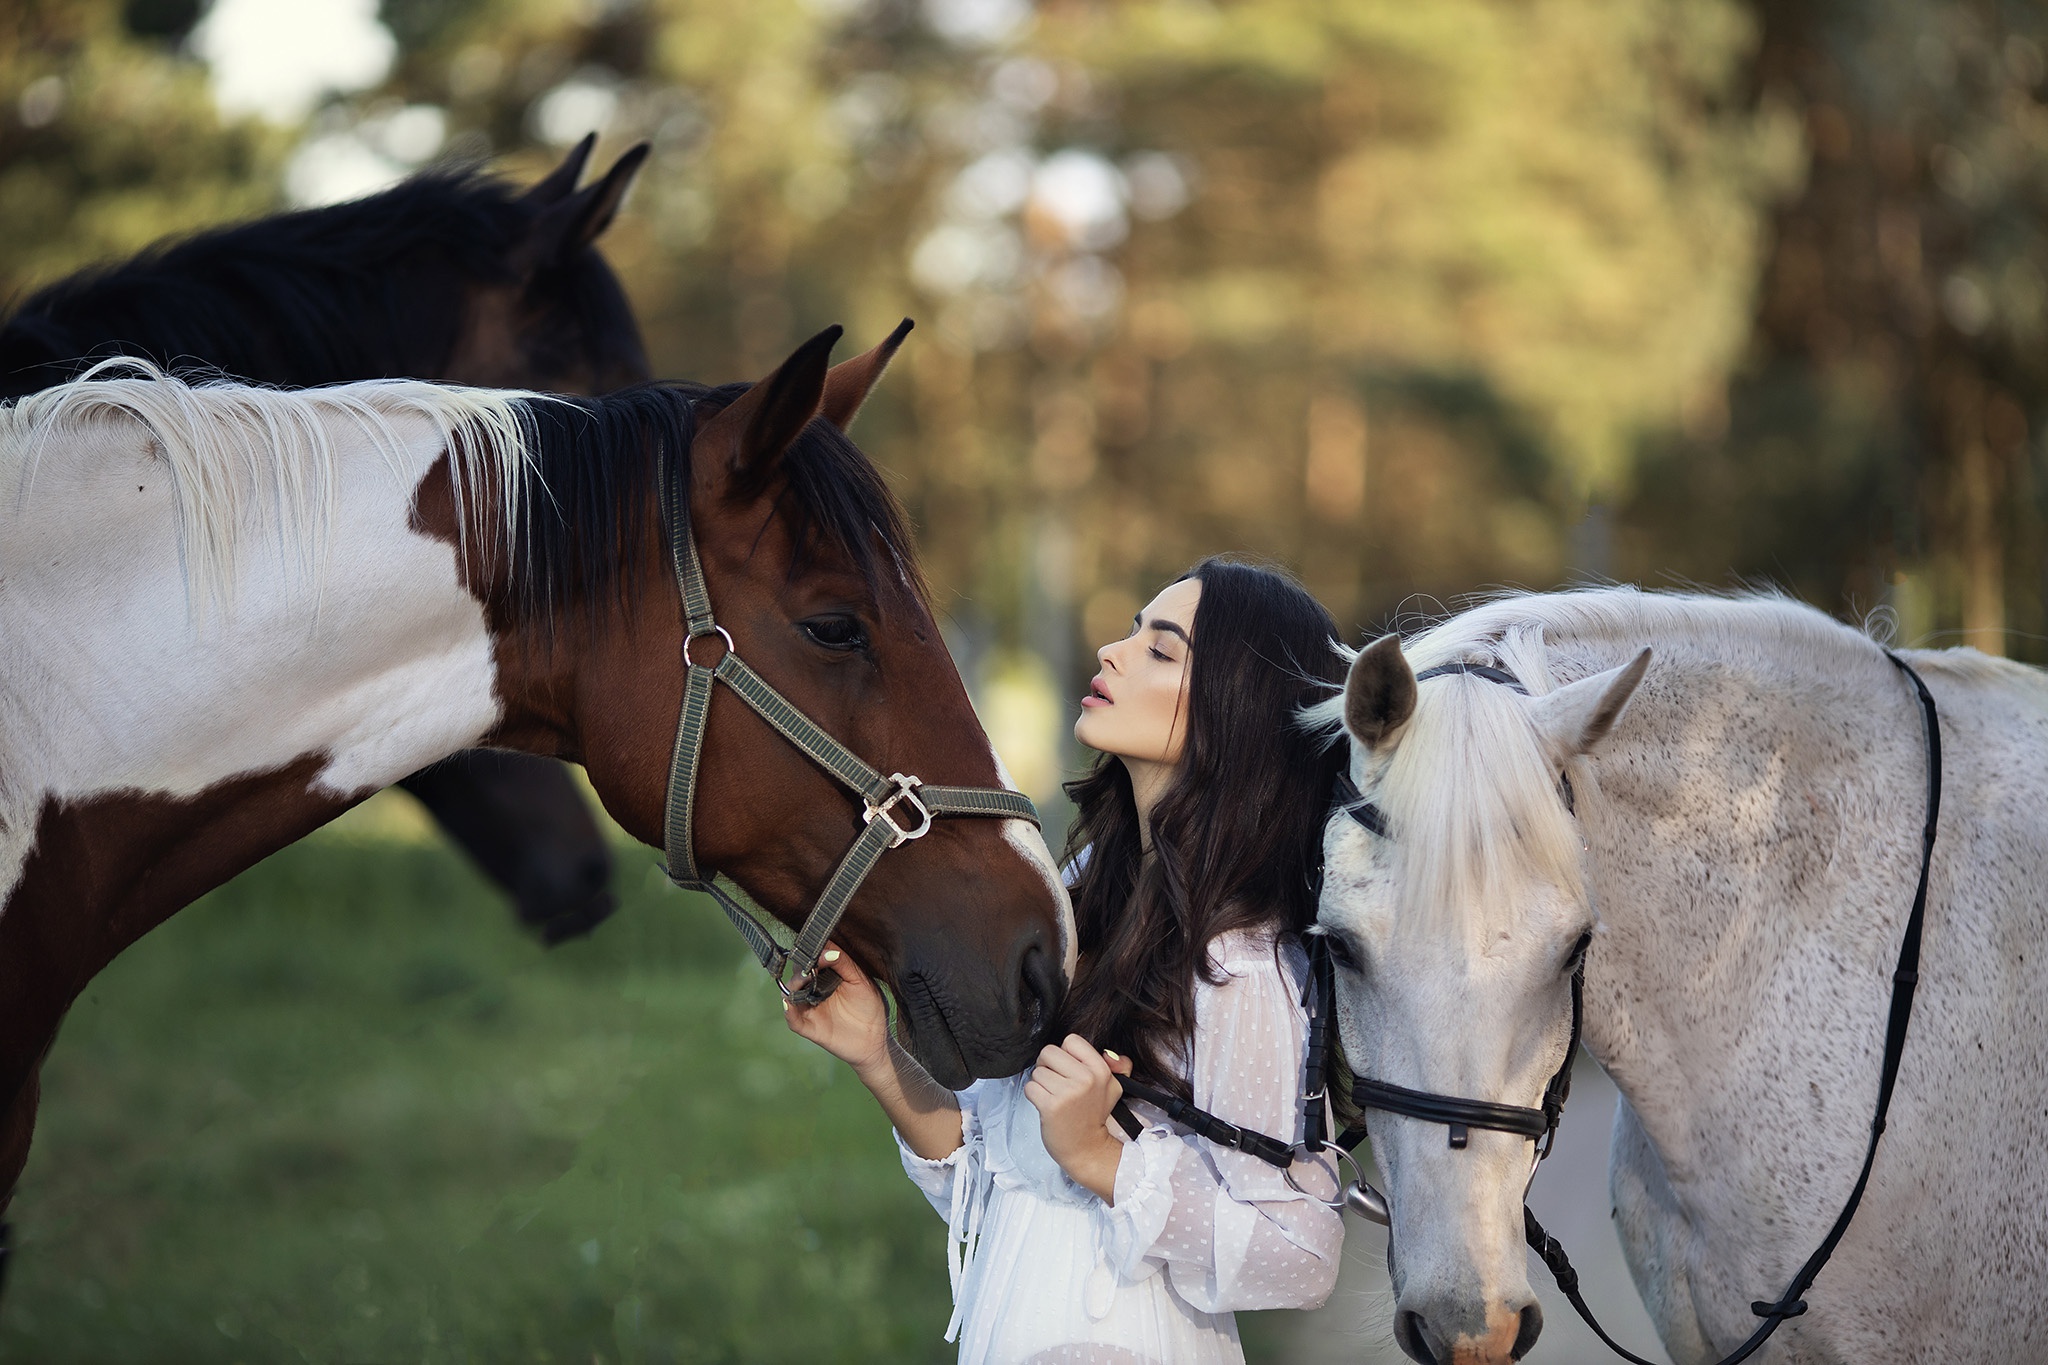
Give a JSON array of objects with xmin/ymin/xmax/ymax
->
[
  {"xmin": 1345, "ymin": 633, "xmax": 1417, "ymax": 750},
  {"xmin": 820, "ymin": 318, "xmax": 913, "ymax": 430},
  {"xmin": 517, "ymin": 142, "xmax": 650, "ymax": 270},
  {"xmin": 695, "ymin": 325, "xmax": 844, "ymax": 491},
  {"xmin": 522, "ymin": 133, "xmax": 597, "ymax": 207}
]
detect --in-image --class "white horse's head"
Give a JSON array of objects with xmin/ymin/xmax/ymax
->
[{"xmin": 1316, "ymin": 631, "xmax": 1649, "ymax": 1364}]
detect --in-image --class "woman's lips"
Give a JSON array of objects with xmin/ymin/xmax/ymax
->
[{"xmin": 1081, "ymin": 676, "xmax": 1112, "ymax": 707}]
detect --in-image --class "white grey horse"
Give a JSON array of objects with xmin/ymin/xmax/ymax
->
[{"xmin": 1310, "ymin": 588, "xmax": 2047, "ymax": 1365}]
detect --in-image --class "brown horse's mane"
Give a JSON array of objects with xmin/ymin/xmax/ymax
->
[
  {"xmin": 0, "ymin": 364, "xmax": 923, "ymax": 627},
  {"xmin": 496, "ymin": 380, "xmax": 927, "ymax": 624}
]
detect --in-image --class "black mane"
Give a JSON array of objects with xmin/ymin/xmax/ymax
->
[
  {"xmin": 0, "ymin": 168, "xmax": 636, "ymax": 397},
  {"xmin": 504, "ymin": 383, "xmax": 923, "ymax": 623}
]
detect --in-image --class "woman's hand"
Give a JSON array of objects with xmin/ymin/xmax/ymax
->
[
  {"xmin": 784, "ymin": 944, "xmax": 964, "ymax": 1160},
  {"xmin": 1024, "ymin": 1034, "xmax": 1135, "ymax": 1203},
  {"xmin": 782, "ymin": 946, "xmax": 891, "ymax": 1078}
]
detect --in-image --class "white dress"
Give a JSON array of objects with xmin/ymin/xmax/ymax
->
[{"xmin": 897, "ymin": 929, "xmax": 1345, "ymax": 1365}]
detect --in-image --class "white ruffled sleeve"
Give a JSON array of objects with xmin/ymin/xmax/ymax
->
[
  {"xmin": 1099, "ymin": 936, "xmax": 1344, "ymax": 1313},
  {"xmin": 896, "ymin": 1083, "xmax": 992, "ymax": 1343}
]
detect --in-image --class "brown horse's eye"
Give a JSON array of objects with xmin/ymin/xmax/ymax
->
[{"xmin": 799, "ymin": 615, "xmax": 869, "ymax": 652}]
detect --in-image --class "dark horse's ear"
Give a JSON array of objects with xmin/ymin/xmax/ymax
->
[
  {"xmin": 1345, "ymin": 633, "xmax": 1417, "ymax": 750},
  {"xmin": 522, "ymin": 133, "xmax": 598, "ymax": 207},
  {"xmin": 695, "ymin": 326, "xmax": 844, "ymax": 493},
  {"xmin": 517, "ymin": 141, "xmax": 650, "ymax": 270},
  {"xmin": 820, "ymin": 318, "xmax": 913, "ymax": 430}
]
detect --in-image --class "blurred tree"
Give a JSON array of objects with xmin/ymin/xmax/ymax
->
[
  {"xmin": 288, "ymin": 0, "xmax": 1807, "ymax": 793},
  {"xmin": 1622, "ymin": 0, "xmax": 2048, "ymax": 659},
  {"xmin": 0, "ymin": 0, "xmax": 279, "ymax": 300}
]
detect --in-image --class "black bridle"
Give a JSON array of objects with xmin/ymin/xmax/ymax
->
[
  {"xmin": 1120, "ymin": 651, "xmax": 1943, "ymax": 1365},
  {"xmin": 1323, "ymin": 652, "xmax": 1943, "ymax": 1365}
]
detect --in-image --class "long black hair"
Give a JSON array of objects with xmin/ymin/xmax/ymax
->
[{"xmin": 1058, "ymin": 556, "xmax": 1347, "ymax": 1093}]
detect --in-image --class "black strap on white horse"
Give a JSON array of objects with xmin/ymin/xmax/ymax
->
[
  {"xmin": 657, "ymin": 464, "xmax": 1040, "ymax": 1005},
  {"xmin": 1331, "ymin": 650, "xmax": 1941, "ymax": 1364},
  {"xmin": 1106, "ymin": 930, "xmax": 1349, "ymax": 1171},
  {"xmin": 1525, "ymin": 649, "xmax": 1941, "ymax": 1365}
]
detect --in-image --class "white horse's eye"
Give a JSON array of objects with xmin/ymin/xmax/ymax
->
[{"xmin": 1564, "ymin": 930, "xmax": 1592, "ymax": 974}]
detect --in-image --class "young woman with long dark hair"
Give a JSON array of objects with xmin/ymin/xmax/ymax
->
[{"xmin": 786, "ymin": 558, "xmax": 1348, "ymax": 1363}]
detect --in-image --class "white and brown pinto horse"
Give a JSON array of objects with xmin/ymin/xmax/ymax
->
[
  {"xmin": 0, "ymin": 333, "xmax": 1072, "ymax": 1241},
  {"xmin": 1314, "ymin": 589, "xmax": 2046, "ymax": 1364}
]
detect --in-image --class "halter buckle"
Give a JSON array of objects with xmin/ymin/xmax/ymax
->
[{"xmin": 864, "ymin": 774, "xmax": 933, "ymax": 847}]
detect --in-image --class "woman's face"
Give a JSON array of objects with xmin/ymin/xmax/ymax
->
[{"xmin": 1074, "ymin": 577, "xmax": 1200, "ymax": 766}]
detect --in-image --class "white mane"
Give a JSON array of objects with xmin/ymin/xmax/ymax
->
[
  {"xmin": 1304, "ymin": 587, "xmax": 2020, "ymax": 938},
  {"xmin": 0, "ymin": 359, "xmax": 541, "ymax": 608}
]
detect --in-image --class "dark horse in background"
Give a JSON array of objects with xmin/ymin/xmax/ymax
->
[{"xmin": 0, "ymin": 135, "xmax": 649, "ymax": 946}]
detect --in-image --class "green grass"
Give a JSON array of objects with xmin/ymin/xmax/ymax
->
[{"xmin": 0, "ymin": 818, "xmax": 1304, "ymax": 1364}]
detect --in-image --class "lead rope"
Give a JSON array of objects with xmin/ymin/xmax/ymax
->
[{"xmin": 1523, "ymin": 650, "xmax": 1942, "ymax": 1365}]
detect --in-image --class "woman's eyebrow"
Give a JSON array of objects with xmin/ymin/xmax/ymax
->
[{"xmin": 1141, "ymin": 617, "xmax": 1192, "ymax": 647}]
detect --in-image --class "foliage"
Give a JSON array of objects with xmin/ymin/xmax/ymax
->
[
  {"xmin": 1622, "ymin": 0, "xmax": 2048, "ymax": 657},
  {"xmin": 0, "ymin": 0, "xmax": 279, "ymax": 298}
]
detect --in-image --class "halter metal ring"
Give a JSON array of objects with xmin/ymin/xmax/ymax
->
[
  {"xmin": 864, "ymin": 773, "xmax": 933, "ymax": 847},
  {"xmin": 682, "ymin": 625, "xmax": 735, "ymax": 669},
  {"xmin": 1284, "ymin": 1142, "xmax": 1364, "ymax": 1210}
]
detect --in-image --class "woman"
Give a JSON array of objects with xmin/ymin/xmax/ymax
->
[{"xmin": 786, "ymin": 557, "xmax": 1348, "ymax": 1364}]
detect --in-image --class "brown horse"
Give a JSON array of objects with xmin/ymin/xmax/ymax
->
[
  {"xmin": 0, "ymin": 328, "xmax": 1072, "ymax": 1276},
  {"xmin": 0, "ymin": 135, "xmax": 651, "ymax": 943}
]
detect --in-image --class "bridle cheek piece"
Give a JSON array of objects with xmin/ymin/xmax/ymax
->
[{"xmin": 655, "ymin": 466, "xmax": 1040, "ymax": 1005}]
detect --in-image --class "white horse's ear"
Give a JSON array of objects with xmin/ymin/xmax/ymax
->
[
  {"xmin": 1345, "ymin": 633, "xmax": 1417, "ymax": 750},
  {"xmin": 1529, "ymin": 648, "xmax": 1652, "ymax": 755}
]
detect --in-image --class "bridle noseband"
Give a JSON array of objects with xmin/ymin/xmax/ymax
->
[
  {"xmin": 1310, "ymin": 652, "xmax": 1943, "ymax": 1365},
  {"xmin": 657, "ymin": 465, "xmax": 1041, "ymax": 1005}
]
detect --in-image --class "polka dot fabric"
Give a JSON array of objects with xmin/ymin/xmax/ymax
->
[{"xmin": 896, "ymin": 930, "xmax": 1344, "ymax": 1364}]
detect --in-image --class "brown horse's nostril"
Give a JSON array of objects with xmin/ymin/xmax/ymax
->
[
  {"xmin": 1020, "ymin": 944, "xmax": 1064, "ymax": 1040},
  {"xmin": 1511, "ymin": 1303, "xmax": 1543, "ymax": 1359}
]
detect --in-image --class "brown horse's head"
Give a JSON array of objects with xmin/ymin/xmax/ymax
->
[
  {"xmin": 443, "ymin": 134, "xmax": 652, "ymax": 396},
  {"xmin": 480, "ymin": 326, "xmax": 1071, "ymax": 1086}
]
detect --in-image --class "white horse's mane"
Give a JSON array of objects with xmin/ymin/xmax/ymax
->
[
  {"xmin": 1303, "ymin": 586, "xmax": 2019, "ymax": 937},
  {"xmin": 0, "ymin": 359, "xmax": 541, "ymax": 605}
]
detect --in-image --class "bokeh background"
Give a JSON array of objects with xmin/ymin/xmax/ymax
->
[{"xmin": 2, "ymin": 0, "xmax": 2043, "ymax": 1360}]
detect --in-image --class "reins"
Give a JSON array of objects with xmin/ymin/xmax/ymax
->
[
  {"xmin": 656, "ymin": 460, "xmax": 1040, "ymax": 1005},
  {"xmin": 1520, "ymin": 650, "xmax": 1940, "ymax": 1364}
]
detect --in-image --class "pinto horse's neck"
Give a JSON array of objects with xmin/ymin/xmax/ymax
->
[{"xmin": 0, "ymin": 391, "xmax": 514, "ymax": 1197}]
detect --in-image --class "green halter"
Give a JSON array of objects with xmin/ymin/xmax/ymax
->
[{"xmin": 658, "ymin": 466, "xmax": 1041, "ymax": 1004}]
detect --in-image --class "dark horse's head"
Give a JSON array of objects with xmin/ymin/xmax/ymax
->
[
  {"xmin": 455, "ymin": 325, "xmax": 1074, "ymax": 1085},
  {"xmin": 0, "ymin": 134, "xmax": 651, "ymax": 400},
  {"xmin": 0, "ymin": 137, "xmax": 654, "ymax": 944}
]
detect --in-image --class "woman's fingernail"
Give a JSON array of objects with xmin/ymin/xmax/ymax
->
[
  {"xmin": 1103, "ymin": 1049, "xmax": 1119, "ymax": 1060},
  {"xmin": 823, "ymin": 950, "xmax": 842, "ymax": 963}
]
